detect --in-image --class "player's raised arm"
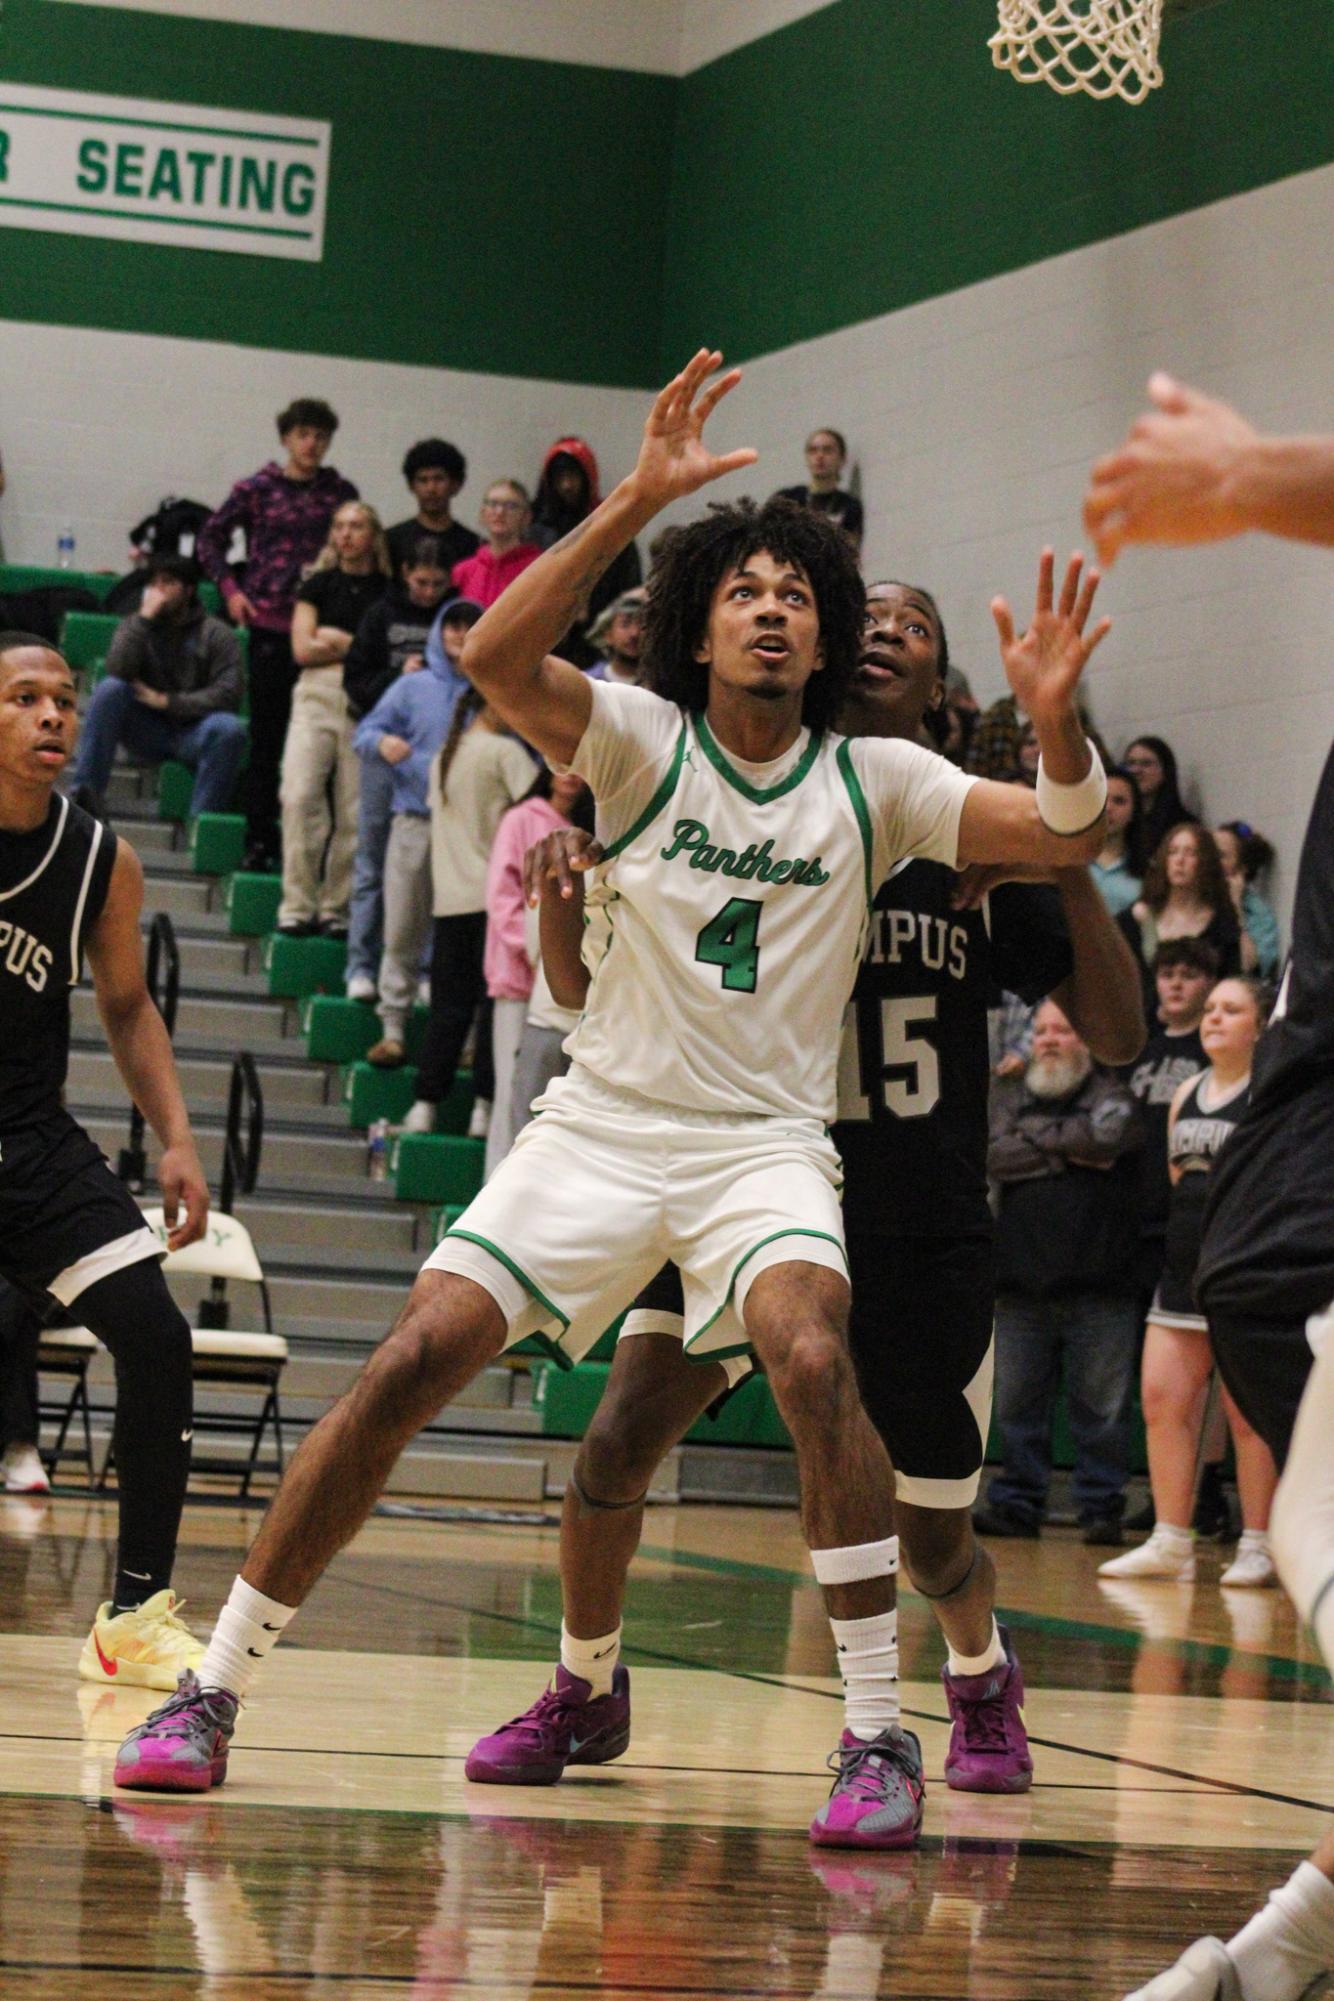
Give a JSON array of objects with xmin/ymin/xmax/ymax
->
[
  {"xmin": 955, "ymin": 549, "xmax": 1109, "ymax": 868},
  {"xmin": 86, "ymin": 842, "xmax": 210, "ymax": 1249},
  {"xmin": 1084, "ymin": 373, "xmax": 1334, "ymax": 565},
  {"xmin": 462, "ymin": 350, "xmax": 757, "ymax": 766}
]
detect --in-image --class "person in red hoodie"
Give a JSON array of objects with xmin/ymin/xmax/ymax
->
[
  {"xmin": 530, "ymin": 437, "xmax": 642, "ymax": 667},
  {"xmin": 451, "ymin": 480, "xmax": 542, "ymax": 608}
]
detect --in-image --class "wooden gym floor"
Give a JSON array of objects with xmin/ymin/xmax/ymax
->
[{"xmin": 0, "ymin": 1492, "xmax": 1330, "ymax": 1998}]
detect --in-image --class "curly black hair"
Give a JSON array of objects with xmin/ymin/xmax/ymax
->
[{"xmin": 640, "ymin": 497, "xmax": 865, "ymax": 733}]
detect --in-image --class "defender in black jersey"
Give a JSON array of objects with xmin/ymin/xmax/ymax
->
[
  {"xmin": 467, "ymin": 557, "xmax": 1144, "ymax": 1805},
  {"xmin": 0, "ymin": 633, "xmax": 210, "ymax": 1689}
]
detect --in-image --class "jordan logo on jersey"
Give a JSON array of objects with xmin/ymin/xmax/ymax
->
[
  {"xmin": 660, "ymin": 818, "xmax": 830, "ymax": 886},
  {"xmin": 0, "ymin": 921, "xmax": 52, "ymax": 993}
]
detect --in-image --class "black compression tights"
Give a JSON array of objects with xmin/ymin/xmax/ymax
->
[{"xmin": 73, "ymin": 1259, "xmax": 193, "ymax": 1610}]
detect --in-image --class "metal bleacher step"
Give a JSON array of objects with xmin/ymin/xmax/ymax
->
[
  {"xmin": 72, "ymin": 985, "xmax": 288, "ymax": 1044},
  {"xmin": 81, "ymin": 1111, "xmax": 368, "ymax": 1183},
  {"xmin": 69, "ymin": 1046, "xmax": 332, "ymax": 1111},
  {"xmin": 233, "ymin": 1195, "xmax": 423, "ymax": 1255}
]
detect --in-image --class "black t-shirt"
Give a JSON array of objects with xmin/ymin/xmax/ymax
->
[
  {"xmin": 1200, "ymin": 741, "xmax": 1334, "ymax": 1319},
  {"xmin": 834, "ymin": 864, "xmax": 1073, "ymax": 1238},
  {"xmin": 296, "ymin": 566, "xmax": 388, "ymax": 637},
  {"xmin": 1123, "ymin": 1026, "xmax": 1206, "ymax": 1237},
  {"xmin": 0, "ymin": 796, "xmax": 117, "ymax": 1131},
  {"xmin": 385, "ymin": 517, "xmax": 479, "ymax": 578},
  {"xmin": 773, "ymin": 485, "xmax": 864, "ymax": 541}
]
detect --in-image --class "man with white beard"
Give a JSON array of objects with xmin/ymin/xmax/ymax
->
[{"xmin": 975, "ymin": 999, "xmax": 1144, "ymax": 1542}]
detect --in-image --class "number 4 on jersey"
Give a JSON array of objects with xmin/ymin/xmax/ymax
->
[{"xmin": 696, "ymin": 897, "xmax": 763, "ymax": 994}]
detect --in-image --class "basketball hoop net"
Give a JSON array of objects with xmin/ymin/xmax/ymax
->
[{"xmin": 990, "ymin": 0, "xmax": 1164, "ymax": 102}]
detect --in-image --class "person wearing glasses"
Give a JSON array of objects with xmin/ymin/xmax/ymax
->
[{"xmin": 451, "ymin": 480, "xmax": 542, "ymax": 608}]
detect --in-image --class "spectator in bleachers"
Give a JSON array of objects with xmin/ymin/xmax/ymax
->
[
  {"xmin": 342, "ymin": 537, "xmax": 455, "ymax": 1000},
  {"xmin": 1119, "ymin": 823, "xmax": 1241, "ymax": 1008},
  {"xmin": 70, "ymin": 555, "xmax": 246, "ymax": 819},
  {"xmin": 1091, "ymin": 767, "xmax": 1147, "ymax": 917},
  {"xmin": 400, "ymin": 688, "xmax": 536, "ymax": 1137},
  {"xmin": 385, "ymin": 438, "xmax": 479, "ymax": 579},
  {"xmin": 451, "ymin": 481, "xmax": 541, "ymax": 609},
  {"xmin": 976, "ymin": 1001, "xmax": 1144, "ymax": 1542},
  {"xmin": 482, "ymin": 769, "xmax": 590, "ymax": 1179},
  {"xmin": 529, "ymin": 439, "xmax": 641, "ymax": 667},
  {"xmin": 771, "ymin": 427, "xmax": 864, "ymax": 549},
  {"xmin": 967, "ymin": 686, "xmax": 1105, "ymax": 783},
  {"xmin": 276, "ymin": 502, "xmax": 390, "ymax": 938},
  {"xmin": 585, "ymin": 586, "xmax": 646, "ymax": 683},
  {"xmin": 1214, "ymin": 821, "xmax": 1282, "ymax": 980},
  {"xmin": 1123, "ymin": 936, "xmax": 1214, "ymax": 1320},
  {"xmin": 356, "ymin": 599, "xmax": 483, "ymax": 1063},
  {"xmin": 196, "ymin": 397, "xmax": 357, "ymax": 873},
  {"xmin": 1123, "ymin": 734, "xmax": 1196, "ymax": 859}
]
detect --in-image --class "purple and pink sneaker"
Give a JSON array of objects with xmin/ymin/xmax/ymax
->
[
  {"xmin": 941, "ymin": 1625, "xmax": 1033, "ymax": 1794},
  {"xmin": 114, "ymin": 1670, "xmax": 237, "ymax": 1793},
  {"xmin": 809, "ymin": 1725, "xmax": 925, "ymax": 1849},
  {"xmin": 465, "ymin": 1664, "xmax": 631, "ymax": 1786}
]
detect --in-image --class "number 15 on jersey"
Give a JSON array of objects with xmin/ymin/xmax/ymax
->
[{"xmin": 837, "ymin": 996, "xmax": 941, "ymax": 1121}]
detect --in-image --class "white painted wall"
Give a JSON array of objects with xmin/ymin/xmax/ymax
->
[
  {"xmin": 46, "ymin": 0, "xmax": 839, "ymax": 73},
  {"xmin": 0, "ymin": 318, "xmax": 647, "ymax": 572},
  {"xmin": 670, "ymin": 164, "xmax": 1334, "ymax": 919}
]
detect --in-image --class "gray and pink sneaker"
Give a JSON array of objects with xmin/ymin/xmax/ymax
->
[
  {"xmin": 941, "ymin": 1625, "xmax": 1033, "ymax": 1794},
  {"xmin": 465, "ymin": 1665, "xmax": 631, "ymax": 1785},
  {"xmin": 114, "ymin": 1670, "xmax": 237, "ymax": 1793},
  {"xmin": 809, "ymin": 1726, "xmax": 925, "ymax": 1849}
]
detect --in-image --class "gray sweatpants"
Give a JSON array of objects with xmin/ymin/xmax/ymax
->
[{"xmin": 376, "ymin": 812, "xmax": 431, "ymax": 1042}]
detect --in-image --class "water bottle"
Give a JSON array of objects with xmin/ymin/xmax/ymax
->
[
  {"xmin": 56, "ymin": 526, "xmax": 76, "ymax": 569},
  {"xmin": 367, "ymin": 1118, "xmax": 390, "ymax": 1182}
]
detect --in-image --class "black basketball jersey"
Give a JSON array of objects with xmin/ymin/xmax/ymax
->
[
  {"xmin": 833, "ymin": 861, "xmax": 1073, "ymax": 1237},
  {"xmin": 0, "ymin": 795, "xmax": 117, "ymax": 1132},
  {"xmin": 1168, "ymin": 1070, "xmax": 1251, "ymax": 1177},
  {"xmin": 1200, "ymin": 741, "xmax": 1334, "ymax": 1319},
  {"xmin": 1125, "ymin": 1026, "xmax": 1206, "ymax": 1236}
]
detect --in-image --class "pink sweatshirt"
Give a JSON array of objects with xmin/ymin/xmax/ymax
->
[{"xmin": 484, "ymin": 796, "xmax": 569, "ymax": 1000}]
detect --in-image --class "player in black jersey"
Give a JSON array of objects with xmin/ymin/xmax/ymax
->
[
  {"xmin": 0, "ymin": 633, "xmax": 210, "ymax": 1690},
  {"xmin": 464, "ymin": 553, "xmax": 1144, "ymax": 1815},
  {"xmin": 1086, "ymin": 382, "xmax": 1334, "ymax": 2001}
]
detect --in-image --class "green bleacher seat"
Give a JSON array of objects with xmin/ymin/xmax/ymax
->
[
  {"xmin": 343, "ymin": 1059, "xmax": 419, "ymax": 1128},
  {"xmin": 190, "ymin": 813, "xmax": 246, "ymax": 876},
  {"xmin": 0, "ymin": 564, "xmax": 115, "ymax": 601},
  {"xmin": 533, "ymin": 1358, "xmax": 790, "ymax": 1444},
  {"xmin": 263, "ymin": 932, "xmax": 347, "ymax": 999},
  {"xmin": 429, "ymin": 1203, "xmax": 467, "ymax": 1244},
  {"xmin": 60, "ymin": 610, "xmax": 120, "ymax": 677},
  {"xmin": 157, "ymin": 760, "xmax": 194, "ymax": 821},
  {"xmin": 391, "ymin": 1133, "xmax": 484, "ymax": 1205},
  {"xmin": 226, "ymin": 871, "xmax": 282, "ymax": 936},
  {"xmin": 303, "ymin": 994, "xmax": 379, "ymax": 1063}
]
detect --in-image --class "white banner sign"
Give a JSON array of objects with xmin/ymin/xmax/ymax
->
[{"xmin": 0, "ymin": 82, "xmax": 329, "ymax": 260}]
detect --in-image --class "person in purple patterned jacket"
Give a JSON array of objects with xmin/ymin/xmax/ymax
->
[{"xmin": 196, "ymin": 398, "xmax": 358, "ymax": 870}]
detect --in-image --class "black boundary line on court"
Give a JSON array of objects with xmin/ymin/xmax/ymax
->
[{"xmin": 240, "ymin": 1567, "xmax": 1334, "ymax": 1818}]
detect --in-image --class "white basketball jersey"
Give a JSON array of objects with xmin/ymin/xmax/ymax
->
[{"xmin": 566, "ymin": 683, "xmax": 975, "ymax": 1124}]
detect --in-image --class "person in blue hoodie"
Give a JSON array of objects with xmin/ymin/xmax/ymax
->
[{"xmin": 353, "ymin": 598, "xmax": 482, "ymax": 1062}]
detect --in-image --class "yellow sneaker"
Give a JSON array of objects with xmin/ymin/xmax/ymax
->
[{"xmin": 79, "ymin": 1591, "xmax": 205, "ymax": 1692}]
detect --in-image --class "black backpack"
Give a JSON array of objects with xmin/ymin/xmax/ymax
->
[{"xmin": 128, "ymin": 496, "xmax": 212, "ymax": 561}]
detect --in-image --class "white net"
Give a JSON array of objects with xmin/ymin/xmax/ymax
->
[{"xmin": 990, "ymin": 0, "xmax": 1164, "ymax": 102}]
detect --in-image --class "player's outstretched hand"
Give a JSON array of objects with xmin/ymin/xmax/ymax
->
[
  {"xmin": 1084, "ymin": 373, "xmax": 1256, "ymax": 564},
  {"xmin": 991, "ymin": 548, "xmax": 1110, "ymax": 726},
  {"xmin": 159, "ymin": 1142, "xmax": 210, "ymax": 1250},
  {"xmin": 631, "ymin": 350, "xmax": 758, "ymax": 512},
  {"xmin": 523, "ymin": 827, "xmax": 605, "ymax": 907}
]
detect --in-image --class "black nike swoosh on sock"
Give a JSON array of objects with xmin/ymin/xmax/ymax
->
[
  {"xmin": 246, "ymin": 1647, "xmax": 264, "ymax": 1657},
  {"xmin": 262, "ymin": 1623, "xmax": 282, "ymax": 1631}
]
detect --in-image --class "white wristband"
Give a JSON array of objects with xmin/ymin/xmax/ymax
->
[{"xmin": 1036, "ymin": 742, "xmax": 1107, "ymax": 835}]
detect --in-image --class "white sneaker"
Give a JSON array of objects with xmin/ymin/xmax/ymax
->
[
  {"xmin": 468, "ymin": 1096, "xmax": 492, "ymax": 1140},
  {"xmin": 1098, "ymin": 1530, "xmax": 1196, "ymax": 1581},
  {"xmin": 346, "ymin": 973, "xmax": 377, "ymax": 1003},
  {"xmin": 401, "ymin": 1099, "xmax": 435, "ymax": 1135},
  {"xmin": 1122, "ymin": 1935, "xmax": 1241, "ymax": 2001},
  {"xmin": 1220, "ymin": 1537, "xmax": 1279, "ymax": 1589},
  {"xmin": 417, "ymin": 976, "xmax": 432, "ymax": 1007},
  {"xmin": 2, "ymin": 1444, "xmax": 50, "ymax": 1493}
]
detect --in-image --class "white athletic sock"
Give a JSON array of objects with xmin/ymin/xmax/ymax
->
[
  {"xmin": 559, "ymin": 1622, "xmax": 620, "ymax": 1699},
  {"xmin": 947, "ymin": 1618, "xmax": 1006, "ymax": 1680},
  {"xmin": 829, "ymin": 1609, "xmax": 899, "ymax": 1742},
  {"xmin": 1227, "ymin": 1861, "xmax": 1334, "ymax": 2001},
  {"xmin": 197, "ymin": 1576, "xmax": 296, "ymax": 1700}
]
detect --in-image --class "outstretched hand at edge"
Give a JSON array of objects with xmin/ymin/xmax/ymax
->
[
  {"xmin": 990, "ymin": 548, "xmax": 1111, "ymax": 728},
  {"xmin": 630, "ymin": 350, "xmax": 759, "ymax": 513}
]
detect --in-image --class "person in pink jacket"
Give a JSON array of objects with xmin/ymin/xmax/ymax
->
[
  {"xmin": 452, "ymin": 479, "xmax": 542, "ymax": 609},
  {"xmin": 483, "ymin": 768, "xmax": 590, "ymax": 1178}
]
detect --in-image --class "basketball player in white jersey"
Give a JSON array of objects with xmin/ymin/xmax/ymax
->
[
  {"xmin": 118, "ymin": 352, "xmax": 1110, "ymax": 1840},
  {"xmin": 1087, "ymin": 380, "xmax": 1334, "ymax": 2001}
]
